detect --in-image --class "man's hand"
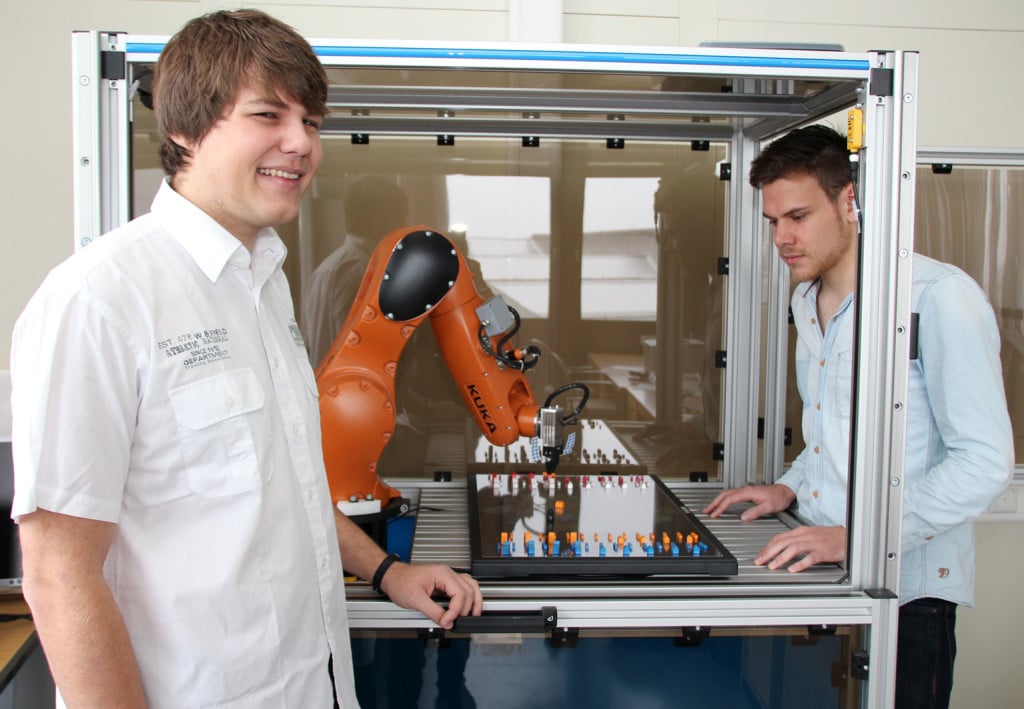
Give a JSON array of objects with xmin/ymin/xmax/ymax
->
[
  {"xmin": 703, "ymin": 483, "xmax": 796, "ymax": 521},
  {"xmin": 378, "ymin": 563, "xmax": 483, "ymax": 630},
  {"xmin": 755, "ymin": 525, "xmax": 846, "ymax": 572},
  {"xmin": 333, "ymin": 509, "xmax": 483, "ymax": 629}
]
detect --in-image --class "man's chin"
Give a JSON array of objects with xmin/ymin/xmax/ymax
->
[
  {"xmin": 786, "ymin": 263, "xmax": 817, "ymax": 283},
  {"xmin": 262, "ymin": 205, "xmax": 302, "ymax": 228}
]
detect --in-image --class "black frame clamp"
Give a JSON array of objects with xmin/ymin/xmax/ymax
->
[{"xmin": 450, "ymin": 606, "xmax": 557, "ymax": 635}]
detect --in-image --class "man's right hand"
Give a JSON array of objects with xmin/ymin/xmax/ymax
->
[{"xmin": 702, "ymin": 483, "xmax": 796, "ymax": 521}]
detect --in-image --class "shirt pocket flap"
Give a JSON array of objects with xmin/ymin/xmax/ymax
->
[{"xmin": 169, "ymin": 368, "xmax": 265, "ymax": 430}]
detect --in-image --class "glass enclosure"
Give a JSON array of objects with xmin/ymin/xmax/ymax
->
[
  {"xmin": 915, "ymin": 163, "xmax": 1024, "ymax": 464},
  {"xmin": 130, "ymin": 56, "xmax": 1008, "ymax": 512},
  {"xmin": 129, "ymin": 65, "xmax": 734, "ymax": 482},
  {"xmin": 80, "ymin": 39, "xmax": 920, "ymax": 707},
  {"xmin": 779, "ymin": 161, "xmax": 1024, "ymax": 469}
]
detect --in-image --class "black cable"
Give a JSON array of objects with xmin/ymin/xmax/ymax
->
[
  {"xmin": 0, "ymin": 613, "xmax": 32, "ymax": 622},
  {"xmin": 494, "ymin": 308, "xmax": 521, "ymax": 358},
  {"xmin": 385, "ymin": 505, "xmax": 450, "ymax": 524},
  {"xmin": 850, "ymin": 154, "xmax": 864, "ymax": 237},
  {"xmin": 844, "ymin": 150, "xmax": 864, "ymax": 573},
  {"xmin": 543, "ymin": 382, "xmax": 590, "ymax": 424},
  {"xmin": 477, "ymin": 307, "xmax": 541, "ymax": 372}
]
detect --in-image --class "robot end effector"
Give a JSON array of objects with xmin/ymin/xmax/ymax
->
[{"xmin": 473, "ymin": 295, "xmax": 588, "ymax": 473}]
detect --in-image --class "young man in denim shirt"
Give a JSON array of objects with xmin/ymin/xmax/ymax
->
[{"xmin": 705, "ymin": 125, "xmax": 1014, "ymax": 708}]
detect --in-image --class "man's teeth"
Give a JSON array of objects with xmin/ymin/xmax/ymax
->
[{"xmin": 258, "ymin": 168, "xmax": 300, "ymax": 179}]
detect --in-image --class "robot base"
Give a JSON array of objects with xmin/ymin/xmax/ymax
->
[{"xmin": 347, "ymin": 496, "xmax": 411, "ymax": 550}]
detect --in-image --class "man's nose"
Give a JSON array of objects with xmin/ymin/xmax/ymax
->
[
  {"xmin": 281, "ymin": 119, "xmax": 314, "ymax": 155},
  {"xmin": 773, "ymin": 223, "xmax": 793, "ymax": 248}
]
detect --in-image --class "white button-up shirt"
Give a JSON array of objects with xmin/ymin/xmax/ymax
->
[{"xmin": 11, "ymin": 181, "xmax": 358, "ymax": 707}]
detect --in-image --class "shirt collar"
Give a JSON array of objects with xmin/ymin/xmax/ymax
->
[
  {"xmin": 797, "ymin": 278, "xmax": 856, "ymax": 318},
  {"xmin": 150, "ymin": 179, "xmax": 286, "ymax": 282}
]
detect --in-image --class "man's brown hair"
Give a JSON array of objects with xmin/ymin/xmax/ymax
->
[
  {"xmin": 748, "ymin": 124, "xmax": 852, "ymax": 201},
  {"xmin": 153, "ymin": 9, "xmax": 328, "ymax": 177}
]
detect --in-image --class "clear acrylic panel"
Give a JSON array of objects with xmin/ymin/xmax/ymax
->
[
  {"xmin": 915, "ymin": 164, "xmax": 1024, "ymax": 464},
  {"xmin": 126, "ymin": 52, "xmax": 792, "ymax": 485},
  {"xmin": 131, "ymin": 89, "xmax": 732, "ymax": 479},
  {"xmin": 350, "ymin": 628, "xmax": 860, "ymax": 709}
]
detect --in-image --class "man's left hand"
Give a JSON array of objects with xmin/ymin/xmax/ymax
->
[
  {"xmin": 379, "ymin": 563, "xmax": 483, "ymax": 629},
  {"xmin": 755, "ymin": 525, "xmax": 846, "ymax": 573}
]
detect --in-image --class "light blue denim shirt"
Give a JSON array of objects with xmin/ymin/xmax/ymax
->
[{"xmin": 778, "ymin": 253, "xmax": 1014, "ymax": 606}]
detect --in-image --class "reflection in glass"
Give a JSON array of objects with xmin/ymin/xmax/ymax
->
[
  {"xmin": 131, "ymin": 88, "xmax": 732, "ymax": 481},
  {"xmin": 581, "ymin": 177, "xmax": 658, "ymax": 321},
  {"xmin": 467, "ymin": 471, "xmax": 736, "ymax": 578},
  {"xmin": 448, "ymin": 174, "xmax": 551, "ymax": 318},
  {"xmin": 582, "ymin": 158, "xmax": 728, "ymax": 479},
  {"xmin": 916, "ymin": 166, "xmax": 1024, "ymax": 464},
  {"xmin": 302, "ymin": 176, "xmax": 411, "ymax": 367}
]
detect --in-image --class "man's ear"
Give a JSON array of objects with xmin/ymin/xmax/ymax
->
[
  {"xmin": 168, "ymin": 132, "xmax": 196, "ymax": 154},
  {"xmin": 841, "ymin": 182, "xmax": 858, "ymax": 224}
]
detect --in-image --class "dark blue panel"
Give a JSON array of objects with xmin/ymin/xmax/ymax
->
[{"xmin": 351, "ymin": 632, "xmax": 845, "ymax": 708}]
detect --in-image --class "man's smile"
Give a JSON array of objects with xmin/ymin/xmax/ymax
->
[{"xmin": 257, "ymin": 167, "xmax": 302, "ymax": 180}]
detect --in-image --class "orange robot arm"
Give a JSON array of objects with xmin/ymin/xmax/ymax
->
[{"xmin": 315, "ymin": 226, "xmax": 584, "ymax": 516}]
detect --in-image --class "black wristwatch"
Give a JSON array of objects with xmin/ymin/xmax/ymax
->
[{"xmin": 371, "ymin": 553, "xmax": 402, "ymax": 594}]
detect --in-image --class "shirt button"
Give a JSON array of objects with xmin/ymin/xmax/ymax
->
[
  {"xmin": 810, "ymin": 318, "xmax": 817, "ymax": 325},
  {"xmin": 812, "ymin": 490, "xmax": 820, "ymax": 498},
  {"xmin": 225, "ymin": 396, "xmax": 235, "ymax": 409},
  {"xmin": 320, "ymin": 556, "xmax": 328, "ymax": 570},
  {"xmin": 813, "ymin": 446, "xmax": 820, "ymax": 454},
  {"xmin": 819, "ymin": 359, "xmax": 826, "ymax": 367}
]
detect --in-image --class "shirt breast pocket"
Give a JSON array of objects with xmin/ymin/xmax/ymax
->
[{"xmin": 169, "ymin": 368, "xmax": 266, "ymax": 498}]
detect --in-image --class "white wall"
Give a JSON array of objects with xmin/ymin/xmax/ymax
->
[{"xmin": 2, "ymin": 1, "xmax": 1021, "ymax": 706}]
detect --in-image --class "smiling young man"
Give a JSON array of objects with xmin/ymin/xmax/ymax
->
[
  {"xmin": 11, "ymin": 10, "xmax": 480, "ymax": 708},
  {"xmin": 169, "ymin": 87, "xmax": 322, "ymax": 249},
  {"xmin": 703, "ymin": 125, "xmax": 1013, "ymax": 708}
]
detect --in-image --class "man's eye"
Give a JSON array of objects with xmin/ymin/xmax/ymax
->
[{"xmin": 304, "ymin": 118, "xmax": 322, "ymax": 130}]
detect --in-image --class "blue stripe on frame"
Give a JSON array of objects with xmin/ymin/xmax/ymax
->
[{"xmin": 125, "ymin": 42, "xmax": 869, "ymax": 72}]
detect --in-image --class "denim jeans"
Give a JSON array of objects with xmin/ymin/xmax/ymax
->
[{"xmin": 895, "ymin": 598, "xmax": 957, "ymax": 709}]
